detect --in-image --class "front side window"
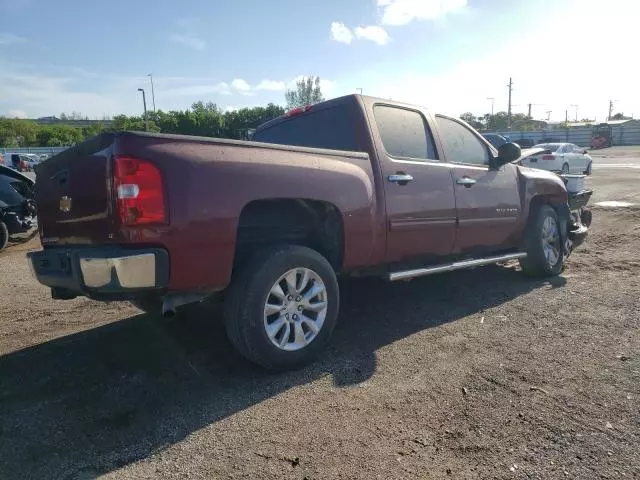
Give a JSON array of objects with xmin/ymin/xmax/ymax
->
[
  {"xmin": 435, "ymin": 116, "xmax": 489, "ymax": 166},
  {"xmin": 373, "ymin": 105, "xmax": 437, "ymax": 161}
]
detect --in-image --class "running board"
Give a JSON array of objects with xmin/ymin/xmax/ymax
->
[{"xmin": 387, "ymin": 252, "xmax": 527, "ymax": 282}]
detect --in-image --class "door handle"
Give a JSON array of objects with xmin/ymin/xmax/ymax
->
[
  {"xmin": 387, "ymin": 173, "xmax": 414, "ymax": 185},
  {"xmin": 456, "ymin": 177, "xmax": 477, "ymax": 188}
]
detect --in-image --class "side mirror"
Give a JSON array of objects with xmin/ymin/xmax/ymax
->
[
  {"xmin": 493, "ymin": 142, "xmax": 522, "ymax": 168},
  {"xmin": 583, "ymin": 149, "xmax": 588, "ymax": 154}
]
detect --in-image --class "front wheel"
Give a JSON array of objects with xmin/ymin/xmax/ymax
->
[
  {"xmin": 519, "ymin": 205, "xmax": 564, "ymax": 277},
  {"xmin": 223, "ymin": 245, "xmax": 339, "ymax": 371},
  {"xmin": 0, "ymin": 221, "xmax": 8, "ymax": 251},
  {"xmin": 561, "ymin": 163, "xmax": 570, "ymax": 175}
]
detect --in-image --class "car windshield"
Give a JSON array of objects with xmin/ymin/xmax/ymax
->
[{"xmin": 534, "ymin": 143, "xmax": 563, "ymax": 152}]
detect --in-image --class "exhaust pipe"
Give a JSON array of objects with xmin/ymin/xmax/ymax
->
[{"xmin": 161, "ymin": 292, "xmax": 212, "ymax": 318}]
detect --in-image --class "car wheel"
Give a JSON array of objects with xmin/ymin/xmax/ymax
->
[
  {"xmin": 223, "ymin": 245, "xmax": 339, "ymax": 371},
  {"xmin": 561, "ymin": 163, "xmax": 570, "ymax": 174},
  {"xmin": 584, "ymin": 162, "xmax": 592, "ymax": 175},
  {"xmin": 519, "ymin": 205, "xmax": 564, "ymax": 277},
  {"xmin": 0, "ymin": 221, "xmax": 8, "ymax": 251}
]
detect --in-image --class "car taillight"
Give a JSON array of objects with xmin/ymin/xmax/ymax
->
[
  {"xmin": 542, "ymin": 155, "xmax": 555, "ymax": 160},
  {"xmin": 114, "ymin": 156, "xmax": 166, "ymax": 225}
]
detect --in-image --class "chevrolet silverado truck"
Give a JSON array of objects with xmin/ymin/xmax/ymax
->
[{"xmin": 27, "ymin": 94, "xmax": 591, "ymax": 370}]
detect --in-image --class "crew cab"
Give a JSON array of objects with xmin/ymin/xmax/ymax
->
[{"xmin": 28, "ymin": 94, "xmax": 591, "ymax": 370}]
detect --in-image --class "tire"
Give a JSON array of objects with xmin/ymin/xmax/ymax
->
[
  {"xmin": 0, "ymin": 221, "xmax": 8, "ymax": 251},
  {"xmin": 561, "ymin": 163, "xmax": 570, "ymax": 175},
  {"xmin": 519, "ymin": 205, "xmax": 564, "ymax": 277},
  {"xmin": 130, "ymin": 295, "xmax": 163, "ymax": 316},
  {"xmin": 223, "ymin": 245, "xmax": 339, "ymax": 371},
  {"xmin": 584, "ymin": 162, "xmax": 592, "ymax": 175}
]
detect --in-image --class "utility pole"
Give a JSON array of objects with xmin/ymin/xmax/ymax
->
[
  {"xmin": 570, "ymin": 104, "xmax": 578, "ymax": 122},
  {"xmin": 527, "ymin": 103, "xmax": 532, "ymax": 118},
  {"xmin": 147, "ymin": 74, "xmax": 156, "ymax": 112},
  {"xmin": 608, "ymin": 100, "xmax": 613, "ymax": 120},
  {"xmin": 137, "ymin": 88, "xmax": 149, "ymax": 132},
  {"xmin": 546, "ymin": 110, "xmax": 552, "ymax": 121},
  {"xmin": 565, "ymin": 110, "xmax": 568, "ymax": 123},
  {"xmin": 356, "ymin": 88, "xmax": 363, "ymax": 95},
  {"xmin": 486, "ymin": 97, "xmax": 495, "ymax": 130},
  {"xmin": 507, "ymin": 77, "xmax": 513, "ymax": 131}
]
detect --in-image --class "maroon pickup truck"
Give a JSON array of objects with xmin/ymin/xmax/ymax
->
[{"xmin": 28, "ymin": 94, "xmax": 591, "ymax": 370}]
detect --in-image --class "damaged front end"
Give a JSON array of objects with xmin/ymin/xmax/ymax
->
[{"xmin": 558, "ymin": 189, "xmax": 592, "ymax": 257}]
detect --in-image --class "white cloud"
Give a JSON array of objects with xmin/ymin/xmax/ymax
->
[
  {"xmin": 0, "ymin": 33, "xmax": 26, "ymax": 45},
  {"xmin": 6, "ymin": 109, "xmax": 27, "ymax": 118},
  {"xmin": 377, "ymin": 0, "xmax": 467, "ymax": 26},
  {"xmin": 362, "ymin": 3, "xmax": 640, "ymax": 123},
  {"xmin": 169, "ymin": 33, "xmax": 206, "ymax": 51},
  {"xmin": 354, "ymin": 25, "xmax": 390, "ymax": 45},
  {"xmin": 330, "ymin": 22, "xmax": 354, "ymax": 44},
  {"xmin": 255, "ymin": 79, "xmax": 286, "ymax": 91},
  {"xmin": 231, "ymin": 78, "xmax": 251, "ymax": 92}
]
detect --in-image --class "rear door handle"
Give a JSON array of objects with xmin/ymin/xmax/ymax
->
[
  {"xmin": 387, "ymin": 173, "xmax": 414, "ymax": 185},
  {"xmin": 456, "ymin": 177, "xmax": 477, "ymax": 188}
]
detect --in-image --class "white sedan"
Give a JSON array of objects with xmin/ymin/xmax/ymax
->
[{"xmin": 521, "ymin": 143, "xmax": 593, "ymax": 175}]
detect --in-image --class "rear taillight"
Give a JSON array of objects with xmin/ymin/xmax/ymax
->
[
  {"xmin": 113, "ymin": 156, "xmax": 166, "ymax": 225},
  {"xmin": 542, "ymin": 155, "xmax": 555, "ymax": 160}
]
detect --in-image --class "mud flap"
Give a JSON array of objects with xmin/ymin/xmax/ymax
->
[{"xmin": 556, "ymin": 204, "xmax": 572, "ymax": 259}]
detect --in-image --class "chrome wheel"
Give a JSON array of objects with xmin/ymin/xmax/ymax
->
[
  {"xmin": 263, "ymin": 267, "xmax": 328, "ymax": 351},
  {"xmin": 542, "ymin": 216, "xmax": 561, "ymax": 267}
]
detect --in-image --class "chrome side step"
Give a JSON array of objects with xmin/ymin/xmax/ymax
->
[{"xmin": 387, "ymin": 252, "xmax": 527, "ymax": 282}]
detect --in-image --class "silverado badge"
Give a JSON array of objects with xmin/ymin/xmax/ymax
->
[{"xmin": 59, "ymin": 196, "xmax": 72, "ymax": 213}]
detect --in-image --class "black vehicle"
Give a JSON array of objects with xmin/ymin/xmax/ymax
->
[{"xmin": 0, "ymin": 165, "xmax": 36, "ymax": 250}]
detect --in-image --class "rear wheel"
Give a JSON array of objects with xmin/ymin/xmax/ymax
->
[
  {"xmin": 0, "ymin": 221, "xmax": 8, "ymax": 251},
  {"xmin": 223, "ymin": 245, "xmax": 339, "ymax": 371},
  {"xmin": 519, "ymin": 205, "xmax": 564, "ymax": 277},
  {"xmin": 561, "ymin": 163, "xmax": 570, "ymax": 174}
]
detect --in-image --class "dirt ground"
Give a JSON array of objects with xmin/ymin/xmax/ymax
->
[{"xmin": 0, "ymin": 151, "xmax": 639, "ymax": 479}]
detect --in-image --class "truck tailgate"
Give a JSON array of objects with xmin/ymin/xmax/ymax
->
[{"xmin": 34, "ymin": 133, "xmax": 116, "ymax": 244}]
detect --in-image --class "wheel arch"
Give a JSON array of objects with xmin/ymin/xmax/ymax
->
[{"xmin": 233, "ymin": 198, "xmax": 345, "ymax": 273}]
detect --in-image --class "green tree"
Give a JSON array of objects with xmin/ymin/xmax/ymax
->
[
  {"xmin": 284, "ymin": 76, "xmax": 324, "ymax": 109},
  {"xmin": 460, "ymin": 112, "xmax": 484, "ymax": 130}
]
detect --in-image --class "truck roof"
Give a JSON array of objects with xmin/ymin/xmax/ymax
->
[{"xmin": 255, "ymin": 94, "xmax": 432, "ymax": 134}]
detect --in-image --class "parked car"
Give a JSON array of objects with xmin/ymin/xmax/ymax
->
[
  {"xmin": 515, "ymin": 138, "xmax": 535, "ymax": 148},
  {"xmin": 0, "ymin": 165, "xmax": 37, "ymax": 250},
  {"xmin": 5, "ymin": 153, "xmax": 30, "ymax": 172},
  {"xmin": 520, "ymin": 143, "xmax": 593, "ymax": 175},
  {"xmin": 27, "ymin": 94, "xmax": 591, "ymax": 370}
]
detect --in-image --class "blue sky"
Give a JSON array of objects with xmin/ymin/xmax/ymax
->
[{"xmin": 1, "ymin": 0, "xmax": 638, "ymax": 121}]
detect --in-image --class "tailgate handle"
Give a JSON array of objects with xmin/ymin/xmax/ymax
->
[{"xmin": 51, "ymin": 169, "xmax": 70, "ymax": 187}]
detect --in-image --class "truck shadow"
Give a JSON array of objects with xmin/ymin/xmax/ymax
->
[{"xmin": 0, "ymin": 265, "xmax": 564, "ymax": 478}]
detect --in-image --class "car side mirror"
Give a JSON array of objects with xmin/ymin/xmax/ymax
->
[
  {"xmin": 493, "ymin": 142, "xmax": 522, "ymax": 169},
  {"xmin": 583, "ymin": 149, "xmax": 588, "ymax": 154}
]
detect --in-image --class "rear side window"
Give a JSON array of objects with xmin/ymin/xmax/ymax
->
[
  {"xmin": 253, "ymin": 105, "xmax": 358, "ymax": 152},
  {"xmin": 374, "ymin": 105, "xmax": 437, "ymax": 160}
]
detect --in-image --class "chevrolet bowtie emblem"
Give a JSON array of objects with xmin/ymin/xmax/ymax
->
[{"xmin": 59, "ymin": 196, "xmax": 72, "ymax": 213}]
